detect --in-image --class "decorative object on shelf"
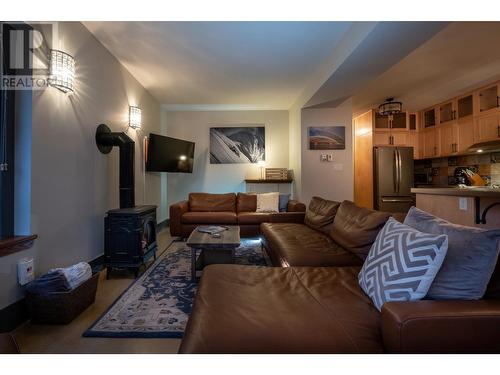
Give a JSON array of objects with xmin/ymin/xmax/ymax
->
[
  {"xmin": 378, "ymin": 97, "xmax": 402, "ymax": 116},
  {"xmin": 265, "ymin": 168, "xmax": 288, "ymax": 180},
  {"xmin": 210, "ymin": 126, "xmax": 265, "ymax": 164},
  {"xmin": 129, "ymin": 106, "xmax": 142, "ymax": 129},
  {"xmin": 308, "ymin": 126, "xmax": 345, "ymax": 150},
  {"xmin": 48, "ymin": 49, "xmax": 75, "ymax": 93},
  {"xmin": 257, "ymin": 160, "xmax": 265, "ymax": 179}
]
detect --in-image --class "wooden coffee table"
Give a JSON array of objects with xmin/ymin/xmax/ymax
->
[{"xmin": 186, "ymin": 226, "xmax": 241, "ymax": 282}]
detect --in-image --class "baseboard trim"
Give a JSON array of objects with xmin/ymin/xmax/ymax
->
[
  {"xmin": 157, "ymin": 219, "xmax": 169, "ymax": 233},
  {"xmin": 0, "ymin": 297, "xmax": 28, "ymax": 333},
  {"xmin": 0, "ymin": 220, "xmax": 171, "ymax": 333},
  {"xmin": 89, "ymin": 254, "xmax": 105, "ymax": 271}
]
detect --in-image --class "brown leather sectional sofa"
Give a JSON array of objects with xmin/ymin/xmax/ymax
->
[
  {"xmin": 169, "ymin": 192, "xmax": 306, "ymax": 238},
  {"xmin": 179, "ymin": 197, "xmax": 500, "ymax": 354}
]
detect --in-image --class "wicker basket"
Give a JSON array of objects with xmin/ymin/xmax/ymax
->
[{"xmin": 27, "ymin": 272, "xmax": 99, "ymax": 324}]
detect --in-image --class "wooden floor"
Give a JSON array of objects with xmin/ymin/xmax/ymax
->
[{"xmin": 13, "ymin": 229, "xmax": 182, "ymax": 354}]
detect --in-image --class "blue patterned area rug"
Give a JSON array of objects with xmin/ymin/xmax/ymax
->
[{"xmin": 83, "ymin": 238, "xmax": 266, "ymax": 338}]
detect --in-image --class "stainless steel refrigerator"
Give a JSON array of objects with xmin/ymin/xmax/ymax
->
[{"xmin": 373, "ymin": 146, "xmax": 414, "ymax": 213}]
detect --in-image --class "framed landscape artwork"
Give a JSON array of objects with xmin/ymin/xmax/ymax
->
[
  {"xmin": 210, "ymin": 126, "xmax": 265, "ymax": 164},
  {"xmin": 308, "ymin": 126, "xmax": 345, "ymax": 150}
]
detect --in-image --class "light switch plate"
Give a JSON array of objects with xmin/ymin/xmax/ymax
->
[
  {"xmin": 327, "ymin": 154, "xmax": 333, "ymax": 162},
  {"xmin": 459, "ymin": 197, "xmax": 468, "ymax": 211}
]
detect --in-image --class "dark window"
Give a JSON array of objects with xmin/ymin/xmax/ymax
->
[{"xmin": 1, "ymin": 25, "xmax": 16, "ymax": 239}]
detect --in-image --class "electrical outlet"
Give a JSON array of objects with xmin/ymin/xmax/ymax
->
[
  {"xmin": 320, "ymin": 154, "xmax": 328, "ymax": 162},
  {"xmin": 459, "ymin": 197, "xmax": 468, "ymax": 211}
]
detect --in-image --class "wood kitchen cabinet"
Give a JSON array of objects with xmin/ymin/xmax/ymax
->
[
  {"xmin": 423, "ymin": 107, "xmax": 436, "ymax": 128},
  {"xmin": 439, "ymin": 122, "xmax": 457, "ymax": 156},
  {"xmin": 373, "ymin": 130, "xmax": 408, "ymax": 146},
  {"xmin": 374, "ymin": 113, "xmax": 390, "ymax": 129},
  {"xmin": 475, "ymin": 113, "xmax": 500, "ymax": 142},
  {"xmin": 456, "ymin": 118, "xmax": 475, "ymax": 152},
  {"xmin": 422, "ymin": 128, "xmax": 440, "ymax": 158},
  {"xmin": 407, "ymin": 131, "xmax": 419, "ymax": 159},
  {"xmin": 353, "ymin": 110, "xmax": 374, "ymax": 209},
  {"xmin": 439, "ymin": 101, "xmax": 456, "ymax": 124},
  {"xmin": 438, "ymin": 120, "xmax": 474, "ymax": 156},
  {"xmin": 477, "ymin": 83, "xmax": 499, "ymax": 115},
  {"xmin": 457, "ymin": 94, "xmax": 474, "ymax": 118},
  {"xmin": 391, "ymin": 112, "xmax": 407, "ymax": 129},
  {"xmin": 373, "ymin": 131, "xmax": 391, "ymax": 146},
  {"xmin": 409, "ymin": 113, "xmax": 417, "ymax": 130}
]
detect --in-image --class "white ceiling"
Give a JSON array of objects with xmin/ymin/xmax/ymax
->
[
  {"xmin": 351, "ymin": 22, "xmax": 500, "ymax": 115},
  {"xmin": 84, "ymin": 21, "xmax": 352, "ymax": 109}
]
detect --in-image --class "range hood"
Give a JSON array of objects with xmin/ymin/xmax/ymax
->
[{"xmin": 467, "ymin": 140, "xmax": 500, "ymax": 153}]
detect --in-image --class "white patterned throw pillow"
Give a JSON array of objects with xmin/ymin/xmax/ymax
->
[
  {"xmin": 256, "ymin": 192, "xmax": 280, "ymax": 213},
  {"xmin": 358, "ymin": 217, "xmax": 448, "ymax": 311}
]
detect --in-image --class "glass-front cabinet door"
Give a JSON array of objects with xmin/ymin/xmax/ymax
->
[
  {"xmin": 391, "ymin": 112, "xmax": 407, "ymax": 129},
  {"xmin": 374, "ymin": 113, "xmax": 390, "ymax": 129},
  {"xmin": 409, "ymin": 113, "xmax": 417, "ymax": 130},
  {"xmin": 457, "ymin": 94, "xmax": 473, "ymax": 118},
  {"xmin": 423, "ymin": 108, "xmax": 436, "ymax": 128},
  {"xmin": 439, "ymin": 101, "xmax": 455, "ymax": 123},
  {"xmin": 478, "ymin": 84, "xmax": 499, "ymax": 114}
]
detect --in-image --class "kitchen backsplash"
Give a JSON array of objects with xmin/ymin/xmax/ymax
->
[{"xmin": 414, "ymin": 152, "xmax": 500, "ymax": 186}]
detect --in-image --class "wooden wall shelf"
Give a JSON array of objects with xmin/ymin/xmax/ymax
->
[
  {"xmin": 244, "ymin": 179, "xmax": 293, "ymax": 183},
  {"xmin": 0, "ymin": 235, "xmax": 38, "ymax": 257}
]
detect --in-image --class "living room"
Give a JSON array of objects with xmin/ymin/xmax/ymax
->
[{"xmin": 2, "ymin": 1, "xmax": 500, "ymax": 373}]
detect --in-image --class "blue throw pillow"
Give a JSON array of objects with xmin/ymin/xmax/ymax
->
[
  {"xmin": 404, "ymin": 206, "xmax": 500, "ymax": 300},
  {"xmin": 279, "ymin": 194, "xmax": 291, "ymax": 212}
]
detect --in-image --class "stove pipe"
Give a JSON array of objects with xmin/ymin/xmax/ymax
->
[{"xmin": 95, "ymin": 124, "xmax": 135, "ymax": 208}]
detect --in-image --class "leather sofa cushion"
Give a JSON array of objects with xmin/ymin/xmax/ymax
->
[
  {"xmin": 182, "ymin": 212, "xmax": 237, "ymax": 224},
  {"xmin": 237, "ymin": 193, "xmax": 257, "ymax": 212},
  {"xmin": 237, "ymin": 212, "xmax": 270, "ymax": 225},
  {"xmin": 485, "ymin": 256, "xmax": 500, "ymax": 299},
  {"xmin": 261, "ymin": 223, "xmax": 362, "ymax": 267},
  {"xmin": 189, "ymin": 193, "xmax": 236, "ymax": 212},
  {"xmin": 304, "ymin": 196, "xmax": 340, "ymax": 234},
  {"xmin": 179, "ymin": 265, "xmax": 383, "ymax": 354},
  {"xmin": 331, "ymin": 200, "xmax": 391, "ymax": 260}
]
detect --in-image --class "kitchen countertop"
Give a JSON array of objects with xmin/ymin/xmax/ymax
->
[{"xmin": 411, "ymin": 187, "xmax": 500, "ymax": 198}]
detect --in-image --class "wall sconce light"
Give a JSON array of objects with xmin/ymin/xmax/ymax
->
[
  {"xmin": 129, "ymin": 106, "xmax": 142, "ymax": 129},
  {"xmin": 48, "ymin": 49, "xmax": 75, "ymax": 93}
]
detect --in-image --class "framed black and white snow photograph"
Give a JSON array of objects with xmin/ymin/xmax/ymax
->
[{"xmin": 210, "ymin": 126, "xmax": 265, "ymax": 164}]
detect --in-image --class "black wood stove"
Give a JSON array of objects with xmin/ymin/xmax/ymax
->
[
  {"xmin": 104, "ymin": 205, "xmax": 157, "ymax": 278},
  {"xmin": 96, "ymin": 124, "xmax": 157, "ymax": 278}
]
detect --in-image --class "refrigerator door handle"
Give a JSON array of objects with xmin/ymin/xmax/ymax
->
[
  {"xmin": 381, "ymin": 197, "xmax": 414, "ymax": 203},
  {"xmin": 397, "ymin": 148, "xmax": 402, "ymax": 194},
  {"xmin": 393, "ymin": 150, "xmax": 398, "ymax": 193}
]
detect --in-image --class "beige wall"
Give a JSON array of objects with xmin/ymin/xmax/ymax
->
[
  {"xmin": 164, "ymin": 110, "xmax": 289, "ymax": 210},
  {"xmin": 0, "ymin": 22, "xmax": 162, "ymax": 309},
  {"xmin": 301, "ymin": 99, "xmax": 354, "ymax": 205}
]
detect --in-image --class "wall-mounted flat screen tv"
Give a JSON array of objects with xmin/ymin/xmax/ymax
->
[{"xmin": 146, "ymin": 133, "xmax": 195, "ymax": 173}]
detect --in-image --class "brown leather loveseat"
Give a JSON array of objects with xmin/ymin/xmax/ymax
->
[
  {"xmin": 179, "ymin": 198, "xmax": 500, "ymax": 353},
  {"xmin": 169, "ymin": 192, "xmax": 306, "ymax": 238}
]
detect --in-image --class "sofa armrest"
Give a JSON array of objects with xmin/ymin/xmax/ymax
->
[
  {"xmin": 287, "ymin": 200, "xmax": 306, "ymax": 212},
  {"xmin": 268, "ymin": 212, "xmax": 305, "ymax": 224},
  {"xmin": 381, "ymin": 300, "xmax": 500, "ymax": 353},
  {"xmin": 169, "ymin": 200, "xmax": 189, "ymax": 237}
]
